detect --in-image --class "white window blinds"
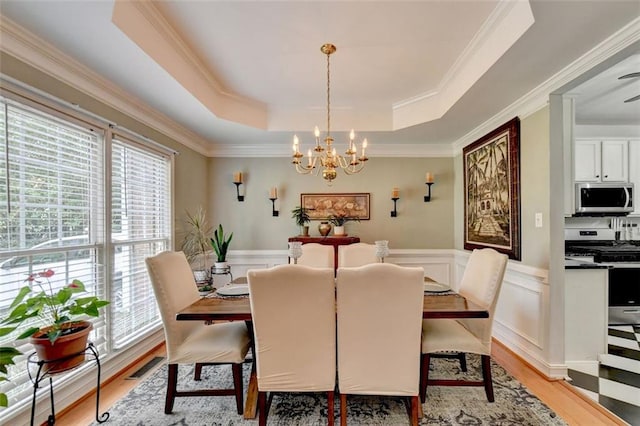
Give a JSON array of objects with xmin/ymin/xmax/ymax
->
[
  {"xmin": 111, "ymin": 138, "xmax": 170, "ymax": 348},
  {"xmin": 0, "ymin": 98, "xmax": 105, "ymax": 405}
]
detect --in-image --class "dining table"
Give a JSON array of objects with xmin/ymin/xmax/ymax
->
[{"xmin": 175, "ymin": 277, "xmax": 489, "ymax": 419}]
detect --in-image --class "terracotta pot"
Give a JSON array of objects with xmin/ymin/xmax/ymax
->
[{"xmin": 30, "ymin": 320, "xmax": 92, "ymax": 374}]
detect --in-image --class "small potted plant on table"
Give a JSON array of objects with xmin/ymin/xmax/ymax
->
[
  {"xmin": 0, "ymin": 269, "xmax": 109, "ymax": 374},
  {"xmin": 210, "ymin": 224, "xmax": 233, "ymax": 271},
  {"xmin": 291, "ymin": 205, "xmax": 311, "ymax": 236},
  {"xmin": 181, "ymin": 207, "xmax": 213, "ymax": 284},
  {"xmin": 328, "ymin": 213, "xmax": 359, "ymax": 236}
]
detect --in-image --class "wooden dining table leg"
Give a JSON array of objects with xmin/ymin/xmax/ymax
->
[{"xmin": 244, "ymin": 320, "xmax": 259, "ymax": 419}]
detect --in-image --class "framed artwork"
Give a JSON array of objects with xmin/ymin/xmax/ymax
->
[
  {"xmin": 463, "ymin": 117, "xmax": 521, "ymax": 260},
  {"xmin": 300, "ymin": 193, "xmax": 370, "ymax": 220}
]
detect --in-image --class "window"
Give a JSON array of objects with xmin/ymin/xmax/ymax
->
[
  {"xmin": 111, "ymin": 138, "xmax": 170, "ymax": 347},
  {"xmin": 0, "ymin": 86, "xmax": 173, "ymax": 412}
]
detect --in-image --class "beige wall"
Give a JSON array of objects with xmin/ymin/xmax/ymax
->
[
  {"xmin": 454, "ymin": 108, "xmax": 551, "ymax": 269},
  {"xmin": 207, "ymin": 157, "xmax": 454, "ymax": 249},
  {"xmin": 0, "ymin": 53, "xmax": 210, "ymax": 247},
  {"xmin": 519, "ymin": 107, "xmax": 550, "ymax": 269}
]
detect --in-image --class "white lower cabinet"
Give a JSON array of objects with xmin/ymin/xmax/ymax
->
[{"xmin": 565, "ymin": 268, "xmax": 608, "ymax": 363}]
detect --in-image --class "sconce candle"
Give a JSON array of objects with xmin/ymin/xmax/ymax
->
[
  {"xmin": 424, "ymin": 173, "xmax": 435, "ymax": 202},
  {"xmin": 269, "ymin": 187, "xmax": 279, "ymax": 216},
  {"xmin": 391, "ymin": 188, "xmax": 400, "ymax": 217},
  {"xmin": 233, "ymin": 172, "xmax": 244, "ymax": 201},
  {"xmin": 425, "ymin": 172, "xmax": 434, "ymax": 183}
]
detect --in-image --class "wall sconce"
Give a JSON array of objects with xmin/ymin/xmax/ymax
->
[
  {"xmin": 391, "ymin": 187, "xmax": 399, "ymax": 217},
  {"xmin": 233, "ymin": 171, "xmax": 244, "ymax": 202},
  {"xmin": 269, "ymin": 187, "xmax": 279, "ymax": 216},
  {"xmin": 424, "ymin": 172, "xmax": 435, "ymax": 202}
]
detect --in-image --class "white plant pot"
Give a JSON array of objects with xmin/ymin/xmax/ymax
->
[
  {"xmin": 214, "ymin": 261, "xmax": 229, "ymax": 270},
  {"xmin": 334, "ymin": 226, "xmax": 345, "ymax": 236}
]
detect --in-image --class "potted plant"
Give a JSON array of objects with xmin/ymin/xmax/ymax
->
[
  {"xmin": 0, "ymin": 269, "xmax": 109, "ymax": 374},
  {"xmin": 291, "ymin": 205, "xmax": 311, "ymax": 236},
  {"xmin": 328, "ymin": 213, "xmax": 360, "ymax": 236},
  {"xmin": 181, "ymin": 207, "xmax": 213, "ymax": 283},
  {"xmin": 0, "ymin": 346, "xmax": 21, "ymax": 406},
  {"xmin": 210, "ymin": 224, "xmax": 233, "ymax": 270}
]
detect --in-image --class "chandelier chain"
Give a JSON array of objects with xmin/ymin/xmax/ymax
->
[{"xmin": 326, "ymin": 49, "xmax": 331, "ymax": 140}]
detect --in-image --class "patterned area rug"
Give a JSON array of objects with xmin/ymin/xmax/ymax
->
[{"xmin": 94, "ymin": 354, "xmax": 566, "ymax": 425}]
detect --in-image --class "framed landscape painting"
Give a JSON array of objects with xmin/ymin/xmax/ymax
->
[
  {"xmin": 301, "ymin": 193, "xmax": 370, "ymax": 220},
  {"xmin": 463, "ymin": 117, "xmax": 521, "ymax": 260}
]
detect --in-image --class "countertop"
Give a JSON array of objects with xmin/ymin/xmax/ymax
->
[{"xmin": 564, "ymin": 258, "xmax": 611, "ymax": 269}]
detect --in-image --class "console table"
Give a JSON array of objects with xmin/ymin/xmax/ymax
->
[{"xmin": 288, "ymin": 236, "xmax": 360, "ymax": 271}]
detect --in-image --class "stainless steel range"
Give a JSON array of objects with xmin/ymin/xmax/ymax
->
[{"xmin": 565, "ymin": 228, "xmax": 640, "ymax": 325}]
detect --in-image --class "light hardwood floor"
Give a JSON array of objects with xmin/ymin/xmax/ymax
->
[{"xmin": 53, "ymin": 340, "xmax": 625, "ymax": 426}]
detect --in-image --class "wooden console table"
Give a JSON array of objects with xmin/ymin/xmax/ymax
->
[{"xmin": 288, "ymin": 236, "xmax": 360, "ymax": 271}]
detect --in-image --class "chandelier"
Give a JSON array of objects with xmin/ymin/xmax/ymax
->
[{"xmin": 292, "ymin": 43, "xmax": 369, "ymax": 183}]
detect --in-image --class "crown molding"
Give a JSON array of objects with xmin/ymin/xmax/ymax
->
[
  {"xmin": 452, "ymin": 16, "xmax": 640, "ymax": 154},
  {"xmin": 114, "ymin": 1, "xmax": 267, "ymax": 129},
  {"xmin": 392, "ymin": 0, "xmax": 534, "ymax": 130},
  {"xmin": 208, "ymin": 143, "xmax": 455, "ymax": 158},
  {"xmin": 0, "ymin": 15, "xmax": 213, "ymax": 156}
]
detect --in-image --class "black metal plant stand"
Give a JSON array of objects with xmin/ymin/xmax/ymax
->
[{"xmin": 27, "ymin": 342, "xmax": 109, "ymax": 426}]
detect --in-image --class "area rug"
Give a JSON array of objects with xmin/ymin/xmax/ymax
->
[{"xmin": 94, "ymin": 354, "xmax": 566, "ymax": 425}]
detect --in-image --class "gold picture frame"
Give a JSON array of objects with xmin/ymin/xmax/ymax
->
[{"xmin": 300, "ymin": 193, "xmax": 370, "ymax": 220}]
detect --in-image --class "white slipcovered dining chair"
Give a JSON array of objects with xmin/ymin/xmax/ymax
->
[
  {"xmin": 337, "ymin": 264, "xmax": 424, "ymax": 426},
  {"xmin": 145, "ymin": 251, "xmax": 251, "ymax": 415},
  {"xmin": 248, "ymin": 264, "xmax": 336, "ymax": 426},
  {"xmin": 420, "ymin": 248, "xmax": 508, "ymax": 403},
  {"xmin": 337, "ymin": 243, "xmax": 378, "ymax": 267},
  {"xmin": 290, "ymin": 242, "xmax": 334, "ymax": 269}
]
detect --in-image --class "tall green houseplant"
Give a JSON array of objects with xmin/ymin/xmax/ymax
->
[
  {"xmin": 181, "ymin": 207, "xmax": 212, "ymax": 280},
  {"xmin": 211, "ymin": 224, "xmax": 233, "ymax": 266}
]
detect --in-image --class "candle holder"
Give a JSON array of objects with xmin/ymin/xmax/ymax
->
[
  {"xmin": 288, "ymin": 241, "xmax": 303, "ymax": 264},
  {"xmin": 375, "ymin": 240, "xmax": 390, "ymax": 263},
  {"xmin": 424, "ymin": 182, "xmax": 434, "ymax": 202},
  {"xmin": 391, "ymin": 197, "xmax": 399, "ymax": 217},
  {"xmin": 270, "ymin": 197, "xmax": 279, "ymax": 216},
  {"xmin": 233, "ymin": 182, "xmax": 244, "ymax": 202}
]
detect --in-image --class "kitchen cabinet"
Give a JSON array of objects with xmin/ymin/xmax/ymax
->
[
  {"xmin": 565, "ymin": 268, "xmax": 608, "ymax": 364},
  {"xmin": 575, "ymin": 139, "xmax": 628, "ymax": 182},
  {"xmin": 630, "ymin": 140, "xmax": 640, "ymax": 216}
]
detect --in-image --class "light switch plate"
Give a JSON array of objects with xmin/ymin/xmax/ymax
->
[{"xmin": 535, "ymin": 213, "xmax": 543, "ymax": 228}]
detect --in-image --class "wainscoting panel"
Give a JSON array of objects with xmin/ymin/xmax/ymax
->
[{"xmin": 388, "ymin": 249, "xmax": 456, "ymax": 285}]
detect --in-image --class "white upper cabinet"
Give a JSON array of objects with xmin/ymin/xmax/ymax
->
[
  {"xmin": 601, "ymin": 140, "xmax": 628, "ymax": 182},
  {"xmin": 575, "ymin": 139, "xmax": 628, "ymax": 182},
  {"xmin": 629, "ymin": 140, "xmax": 640, "ymax": 216},
  {"xmin": 574, "ymin": 140, "xmax": 601, "ymax": 181}
]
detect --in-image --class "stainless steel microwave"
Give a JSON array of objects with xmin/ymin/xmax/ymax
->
[{"xmin": 575, "ymin": 182, "xmax": 634, "ymax": 215}]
